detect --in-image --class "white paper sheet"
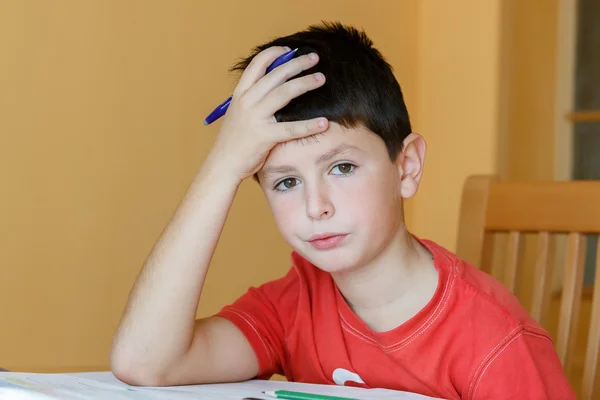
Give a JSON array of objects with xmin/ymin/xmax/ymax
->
[{"xmin": 0, "ymin": 371, "xmax": 443, "ymax": 399}]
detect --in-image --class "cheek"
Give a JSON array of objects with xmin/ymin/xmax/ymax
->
[
  {"xmin": 339, "ymin": 171, "xmax": 400, "ymax": 226},
  {"xmin": 267, "ymin": 194, "xmax": 303, "ymax": 238}
]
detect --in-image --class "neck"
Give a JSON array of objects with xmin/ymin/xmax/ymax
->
[{"xmin": 331, "ymin": 228, "xmax": 437, "ymax": 330}]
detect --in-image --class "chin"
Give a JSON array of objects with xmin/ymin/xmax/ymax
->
[{"xmin": 296, "ymin": 246, "xmax": 365, "ymax": 274}]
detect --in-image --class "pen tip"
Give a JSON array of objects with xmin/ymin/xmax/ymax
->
[{"xmin": 203, "ymin": 120, "xmax": 208, "ymax": 125}]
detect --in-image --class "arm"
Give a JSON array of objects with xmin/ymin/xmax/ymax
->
[
  {"xmin": 110, "ymin": 46, "xmax": 329, "ymax": 386},
  {"xmin": 468, "ymin": 329, "xmax": 576, "ymax": 400},
  {"xmin": 110, "ymin": 158, "xmax": 252, "ymax": 386}
]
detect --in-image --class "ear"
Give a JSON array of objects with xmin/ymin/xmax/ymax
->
[{"xmin": 396, "ymin": 133, "xmax": 426, "ymax": 199}]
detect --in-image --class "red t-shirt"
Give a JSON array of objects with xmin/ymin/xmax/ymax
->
[{"xmin": 216, "ymin": 239, "xmax": 576, "ymax": 400}]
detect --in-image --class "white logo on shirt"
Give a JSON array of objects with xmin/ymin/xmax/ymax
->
[{"xmin": 332, "ymin": 368, "xmax": 365, "ymax": 386}]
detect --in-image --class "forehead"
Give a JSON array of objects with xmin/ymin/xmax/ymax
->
[{"xmin": 263, "ymin": 123, "xmax": 385, "ymax": 166}]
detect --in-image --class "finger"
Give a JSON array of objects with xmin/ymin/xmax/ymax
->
[
  {"xmin": 257, "ymin": 72, "xmax": 326, "ymax": 116},
  {"xmin": 234, "ymin": 46, "xmax": 290, "ymax": 96},
  {"xmin": 269, "ymin": 118, "xmax": 329, "ymax": 142},
  {"xmin": 244, "ymin": 52, "xmax": 320, "ymax": 104}
]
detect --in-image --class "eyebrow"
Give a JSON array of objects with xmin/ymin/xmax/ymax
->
[
  {"xmin": 261, "ymin": 144, "xmax": 363, "ymax": 178},
  {"xmin": 315, "ymin": 144, "xmax": 362, "ymax": 164}
]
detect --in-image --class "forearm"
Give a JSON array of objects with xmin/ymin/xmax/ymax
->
[{"xmin": 111, "ymin": 154, "xmax": 240, "ymax": 378}]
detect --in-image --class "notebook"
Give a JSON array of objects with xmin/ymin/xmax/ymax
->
[{"xmin": 0, "ymin": 371, "xmax": 443, "ymax": 399}]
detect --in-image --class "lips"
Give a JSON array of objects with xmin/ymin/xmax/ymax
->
[{"xmin": 307, "ymin": 233, "xmax": 348, "ymax": 250}]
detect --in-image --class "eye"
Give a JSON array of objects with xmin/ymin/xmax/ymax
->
[
  {"xmin": 274, "ymin": 177, "xmax": 300, "ymax": 192},
  {"xmin": 331, "ymin": 163, "xmax": 356, "ymax": 175}
]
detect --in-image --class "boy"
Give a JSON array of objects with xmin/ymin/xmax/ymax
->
[{"xmin": 111, "ymin": 22, "xmax": 576, "ymax": 399}]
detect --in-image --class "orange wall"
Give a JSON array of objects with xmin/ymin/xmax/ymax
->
[
  {"xmin": 408, "ymin": 0, "xmax": 504, "ymax": 249},
  {"xmin": 0, "ymin": 0, "xmax": 418, "ymax": 371},
  {"xmin": 408, "ymin": 0, "xmax": 560, "ymax": 250},
  {"xmin": 502, "ymin": 0, "xmax": 559, "ymax": 181}
]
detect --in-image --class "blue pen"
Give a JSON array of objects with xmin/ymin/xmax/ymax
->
[{"xmin": 204, "ymin": 48, "xmax": 298, "ymax": 125}]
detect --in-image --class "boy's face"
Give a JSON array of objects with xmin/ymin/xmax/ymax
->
[{"xmin": 258, "ymin": 123, "xmax": 424, "ymax": 273}]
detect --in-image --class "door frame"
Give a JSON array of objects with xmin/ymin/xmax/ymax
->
[{"xmin": 554, "ymin": 0, "xmax": 577, "ymax": 182}]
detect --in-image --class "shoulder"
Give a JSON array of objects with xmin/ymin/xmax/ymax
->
[
  {"xmin": 467, "ymin": 329, "xmax": 574, "ymax": 400},
  {"xmin": 420, "ymin": 238, "xmax": 545, "ymax": 332},
  {"xmin": 417, "ymin": 239, "xmax": 567, "ymax": 398}
]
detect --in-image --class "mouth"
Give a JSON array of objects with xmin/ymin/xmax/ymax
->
[{"xmin": 307, "ymin": 233, "xmax": 348, "ymax": 250}]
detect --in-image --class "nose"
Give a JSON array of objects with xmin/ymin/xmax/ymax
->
[{"xmin": 305, "ymin": 181, "xmax": 335, "ymax": 220}]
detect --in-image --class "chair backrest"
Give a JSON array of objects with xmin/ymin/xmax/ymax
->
[{"xmin": 456, "ymin": 175, "xmax": 600, "ymax": 400}]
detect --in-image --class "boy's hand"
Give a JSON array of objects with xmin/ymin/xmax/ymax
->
[{"xmin": 209, "ymin": 46, "xmax": 328, "ymax": 181}]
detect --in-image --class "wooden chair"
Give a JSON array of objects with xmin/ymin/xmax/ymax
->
[{"xmin": 456, "ymin": 175, "xmax": 600, "ymax": 400}]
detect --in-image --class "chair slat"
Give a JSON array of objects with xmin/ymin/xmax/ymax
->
[
  {"xmin": 456, "ymin": 176, "xmax": 498, "ymax": 270},
  {"xmin": 557, "ymin": 233, "xmax": 586, "ymax": 370},
  {"xmin": 505, "ymin": 231, "xmax": 522, "ymax": 293},
  {"xmin": 530, "ymin": 232, "xmax": 554, "ymax": 324},
  {"xmin": 582, "ymin": 236, "xmax": 600, "ymax": 400},
  {"xmin": 480, "ymin": 232, "xmax": 495, "ymax": 275}
]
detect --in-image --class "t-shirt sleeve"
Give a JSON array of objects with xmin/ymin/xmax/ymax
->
[
  {"xmin": 214, "ymin": 268, "xmax": 298, "ymax": 379},
  {"xmin": 468, "ymin": 328, "xmax": 577, "ymax": 400}
]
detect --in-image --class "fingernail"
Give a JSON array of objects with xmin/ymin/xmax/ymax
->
[
  {"xmin": 315, "ymin": 73, "xmax": 325, "ymax": 81},
  {"xmin": 309, "ymin": 52, "xmax": 318, "ymax": 60},
  {"xmin": 284, "ymin": 46, "xmax": 291, "ymax": 51},
  {"xmin": 318, "ymin": 119, "xmax": 327, "ymax": 128}
]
